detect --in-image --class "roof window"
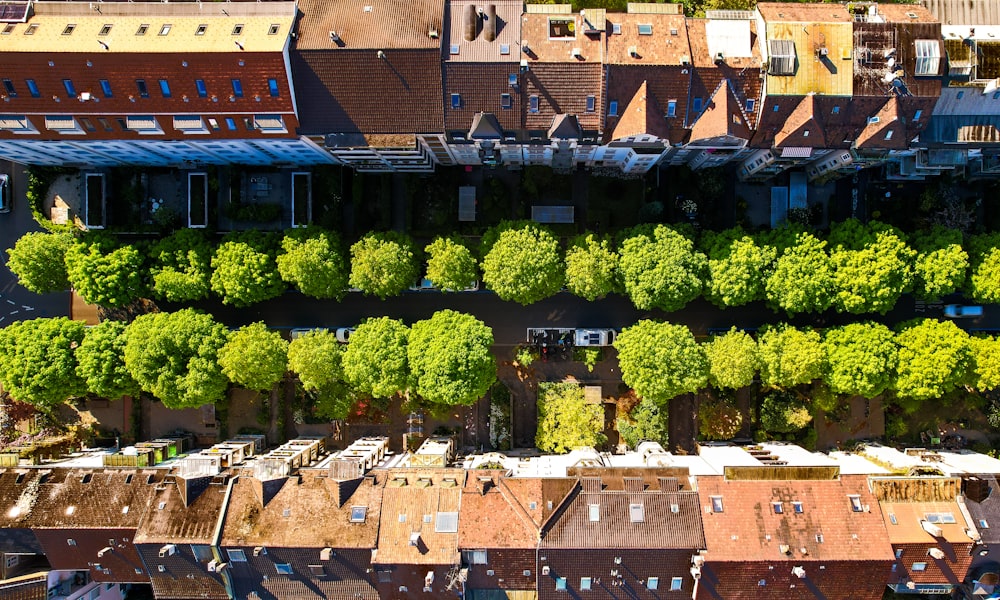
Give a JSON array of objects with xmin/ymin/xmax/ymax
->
[
  {"xmin": 612, "ymin": 22, "xmax": 622, "ymax": 34},
  {"xmin": 848, "ymin": 495, "xmax": 863, "ymax": 512},
  {"xmin": 629, "ymin": 503, "xmax": 645, "ymax": 523},
  {"xmin": 670, "ymin": 577, "xmax": 682, "ymax": 591},
  {"xmin": 548, "ymin": 17, "xmax": 575, "ymax": 38},
  {"xmin": 195, "ymin": 24, "xmax": 207, "ymax": 36},
  {"xmin": 159, "ymin": 24, "xmax": 171, "ymax": 36},
  {"xmin": 711, "ymin": 496, "xmax": 724, "ymax": 512},
  {"xmin": 586, "ymin": 95, "xmax": 595, "ymax": 112},
  {"xmin": 772, "ymin": 502, "xmax": 783, "ymax": 514},
  {"xmin": 666, "ymin": 100, "xmax": 677, "ymax": 118},
  {"xmin": 99, "ymin": 24, "xmax": 112, "ymax": 36},
  {"xmin": 793, "ymin": 502, "xmax": 803, "ymax": 514},
  {"xmin": 449, "ymin": 44, "xmax": 459, "ymax": 55},
  {"xmin": 768, "ymin": 39, "xmax": 795, "ymax": 75},
  {"xmin": 451, "ymin": 93, "xmax": 461, "ymax": 109},
  {"xmin": 589, "ymin": 503, "xmax": 599, "ymax": 522},
  {"xmin": 350, "ymin": 506, "xmax": 367, "ymax": 523},
  {"xmin": 136, "ymin": 24, "xmax": 148, "ymax": 36},
  {"xmin": 195, "ymin": 79, "xmax": 207, "ymax": 98},
  {"xmin": 23, "ymin": 23, "xmax": 36, "ymax": 35},
  {"xmin": 231, "ymin": 79, "xmax": 243, "ymax": 98},
  {"xmin": 609, "ymin": 100, "xmax": 618, "ymax": 116},
  {"xmin": 275, "ymin": 563, "xmax": 293, "ymax": 575},
  {"xmin": 501, "ymin": 93, "xmax": 512, "ymax": 109},
  {"xmin": 232, "ymin": 24, "xmax": 244, "ymax": 35},
  {"xmin": 268, "ymin": 24, "xmax": 280, "ymax": 35},
  {"xmin": 915, "ymin": 39, "xmax": 940, "ymax": 75},
  {"xmin": 100, "ymin": 79, "xmax": 113, "ymax": 98},
  {"xmin": 529, "ymin": 95, "xmax": 539, "ymax": 113},
  {"xmin": 638, "ymin": 23, "xmax": 653, "ymax": 35},
  {"xmin": 227, "ymin": 549, "xmax": 246, "ymax": 562},
  {"xmin": 159, "ymin": 79, "xmax": 171, "ymax": 98},
  {"xmin": 62, "ymin": 24, "xmax": 75, "ymax": 35},
  {"xmin": 925, "ymin": 512, "xmax": 956, "ymax": 524},
  {"xmin": 500, "ymin": 44, "xmax": 510, "ymax": 55},
  {"xmin": 268, "ymin": 78, "xmax": 280, "ymax": 97},
  {"xmin": 136, "ymin": 79, "xmax": 149, "ymax": 98},
  {"xmin": 2, "ymin": 24, "xmax": 13, "ymax": 35},
  {"xmin": 580, "ymin": 577, "xmax": 592, "ymax": 590}
]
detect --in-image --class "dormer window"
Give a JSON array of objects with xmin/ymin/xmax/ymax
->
[
  {"xmin": 848, "ymin": 495, "xmax": 863, "ymax": 512},
  {"xmin": 159, "ymin": 24, "xmax": 171, "ymax": 36},
  {"xmin": 711, "ymin": 496, "xmax": 724, "ymax": 512},
  {"xmin": 195, "ymin": 24, "xmax": 207, "ymax": 36},
  {"xmin": 62, "ymin": 24, "xmax": 75, "ymax": 35},
  {"xmin": 99, "ymin": 24, "xmax": 112, "ymax": 36},
  {"xmin": 638, "ymin": 24, "xmax": 653, "ymax": 35}
]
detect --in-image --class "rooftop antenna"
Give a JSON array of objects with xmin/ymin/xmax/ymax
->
[
  {"xmin": 377, "ymin": 50, "xmax": 386, "ymax": 59},
  {"xmin": 97, "ymin": 40, "xmax": 108, "ymax": 50},
  {"xmin": 234, "ymin": 40, "xmax": 244, "ymax": 50}
]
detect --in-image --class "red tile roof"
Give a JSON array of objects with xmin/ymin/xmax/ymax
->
[
  {"xmin": 522, "ymin": 62, "xmax": 603, "ymax": 132},
  {"xmin": 459, "ymin": 472, "xmax": 539, "ymax": 549},
  {"xmin": 774, "ymin": 93, "xmax": 826, "ymax": 147},
  {"xmin": 605, "ymin": 13, "xmax": 691, "ymax": 66},
  {"xmin": 605, "ymin": 65, "xmax": 689, "ymax": 143},
  {"xmin": 373, "ymin": 469, "xmax": 463, "ymax": 566},
  {"xmin": 520, "ymin": 11, "xmax": 604, "ymax": 64},
  {"xmin": 444, "ymin": 63, "xmax": 522, "ymax": 131},
  {"xmin": 689, "ymin": 79, "xmax": 752, "ymax": 142}
]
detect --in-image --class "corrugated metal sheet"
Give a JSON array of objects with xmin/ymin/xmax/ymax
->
[{"xmin": 922, "ymin": 0, "xmax": 1000, "ymax": 25}]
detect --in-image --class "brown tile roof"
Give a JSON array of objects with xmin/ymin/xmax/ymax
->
[
  {"xmin": 220, "ymin": 472, "xmax": 382, "ymax": 549},
  {"xmin": 501, "ymin": 477, "xmax": 576, "ymax": 530},
  {"xmin": 686, "ymin": 17, "xmax": 762, "ymax": 127},
  {"xmin": 293, "ymin": 0, "xmax": 444, "ymax": 50},
  {"xmin": 854, "ymin": 97, "xmax": 908, "ymax": 149},
  {"xmin": 373, "ymin": 469, "xmax": 463, "ymax": 566},
  {"xmin": 34, "ymin": 527, "xmax": 149, "ymax": 584},
  {"xmin": 226, "ymin": 547, "xmax": 378, "ymax": 600},
  {"xmin": 609, "ymin": 80, "xmax": 670, "ymax": 141},
  {"xmin": 697, "ymin": 560, "xmax": 892, "ymax": 600},
  {"xmin": 522, "ymin": 62, "xmax": 602, "ymax": 132},
  {"xmin": 774, "ymin": 93, "xmax": 826, "ymax": 147},
  {"xmin": 444, "ymin": 0, "xmax": 522, "ymax": 63},
  {"xmin": 291, "ymin": 49, "xmax": 444, "ymax": 135},
  {"xmin": 15, "ymin": 469, "xmax": 161, "ymax": 529},
  {"xmin": 876, "ymin": 4, "xmax": 939, "ymax": 23},
  {"xmin": 605, "ymin": 65, "xmax": 688, "ymax": 143},
  {"xmin": 878, "ymin": 500, "xmax": 973, "ymax": 544},
  {"xmin": 853, "ymin": 21, "xmax": 944, "ymax": 97},
  {"xmin": 520, "ymin": 11, "xmax": 604, "ymax": 64},
  {"xmin": 697, "ymin": 475, "xmax": 894, "ymax": 562},
  {"xmin": 566, "ymin": 467, "xmax": 693, "ymax": 491},
  {"xmin": 134, "ymin": 473, "xmax": 229, "ymax": 545},
  {"xmin": 137, "ymin": 543, "xmax": 229, "ymax": 600},
  {"xmin": 444, "ymin": 63, "xmax": 522, "ymax": 131},
  {"xmin": 459, "ymin": 472, "xmax": 539, "ymax": 549},
  {"xmin": 757, "ymin": 2, "xmax": 853, "ymax": 23},
  {"xmin": 605, "ymin": 13, "xmax": 691, "ymax": 65},
  {"xmin": 689, "ymin": 79, "xmax": 752, "ymax": 142}
]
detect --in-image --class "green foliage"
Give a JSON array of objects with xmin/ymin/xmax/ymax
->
[
  {"xmin": 349, "ymin": 232, "xmax": 419, "ymax": 299},
  {"xmin": 481, "ymin": 223, "xmax": 564, "ymax": 305},
  {"xmin": 565, "ymin": 234, "xmax": 619, "ymax": 301},
  {"xmin": 287, "ymin": 330, "xmax": 355, "ymax": 420},
  {"xmin": 25, "ymin": 167, "xmax": 76, "ymax": 233},
  {"xmin": 760, "ymin": 390, "xmax": 813, "ymax": 433},
  {"xmin": 830, "ymin": 230, "xmax": 915, "ymax": 314},
  {"xmin": 224, "ymin": 201, "xmax": 282, "ymax": 223},
  {"xmin": 148, "ymin": 229, "xmax": 213, "ymax": 303},
  {"xmin": 424, "ymin": 236, "xmax": 479, "ymax": 292},
  {"xmin": 536, "ymin": 382, "xmax": 605, "ymax": 453},
  {"xmin": 576, "ymin": 347, "xmax": 602, "ymax": 373},
  {"xmin": 614, "ymin": 320, "xmax": 708, "ymax": 403},
  {"xmin": 65, "ymin": 236, "xmax": 147, "ymax": 307},
  {"xmin": 758, "ymin": 324, "xmax": 825, "ymax": 388},
  {"xmin": 969, "ymin": 335, "xmax": 1000, "ymax": 392},
  {"xmin": 616, "ymin": 396, "xmax": 669, "ymax": 449},
  {"xmin": 894, "ymin": 319, "xmax": 970, "ymax": 401},
  {"xmin": 703, "ymin": 328, "xmax": 759, "ymax": 390},
  {"xmin": 515, "ymin": 345, "xmax": 537, "ymax": 367},
  {"xmin": 218, "ymin": 322, "xmax": 288, "ymax": 392},
  {"xmin": 822, "ymin": 323, "xmax": 897, "ymax": 398},
  {"xmin": 76, "ymin": 321, "xmax": 138, "ymax": 400},
  {"xmin": 911, "ymin": 225, "xmax": 967, "ymax": 301},
  {"xmin": 124, "ymin": 309, "xmax": 230, "ymax": 409},
  {"xmin": 618, "ymin": 225, "xmax": 707, "ymax": 312},
  {"xmin": 765, "ymin": 232, "xmax": 832, "ymax": 315},
  {"xmin": 6, "ymin": 232, "xmax": 75, "ymax": 294},
  {"xmin": 409, "ymin": 310, "xmax": 496, "ymax": 407},
  {"xmin": 210, "ymin": 232, "xmax": 285, "ymax": 307},
  {"xmin": 342, "ymin": 317, "xmax": 410, "ymax": 399},
  {"xmin": 699, "ymin": 395, "xmax": 743, "ymax": 441},
  {"xmin": 704, "ymin": 235, "xmax": 775, "ymax": 308},
  {"xmin": 0, "ymin": 317, "xmax": 87, "ymax": 409},
  {"xmin": 277, "ymin": 227, "xmax": 349, "ymax": 300}
]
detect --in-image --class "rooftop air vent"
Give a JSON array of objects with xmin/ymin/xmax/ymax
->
[{"xmin": 329, "ymin": 31, "xmax": 340, "ymax": 43}]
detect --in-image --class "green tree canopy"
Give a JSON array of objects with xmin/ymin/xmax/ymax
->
[
  {"xmin": 704, "ymin": 235, "xmax": 775, "ymax": 308},
  {"xmin": 703, "ymin": 328, "xmax": 759, "ymax": 390},
  {"xmin": 210, "ymin": 232, "xmax": 285, "ymax": 307},
  {"xmin": 480, "ymin": 223, "xmax": 565, "ymax": 305},
  {"xmin": 148, "ymin": 229, "xmax": 213, "ymax": 303},
  {"xmin": 564, "ymin": 234, "xmax": 619, "ymax": 301},
  {"xmin": 76, "ymin": 321, "xmax": 138, "ymax": 400},
  {"xmin": 0, "ymin": 317, "xmax": 86, "ymax": 409},
  {"xmin": 911, "ymin": 226, "xmax": 968, "ymax": 301},
  {"xmin": 287, "ymin": 329, "xmax": 355, "ymax": 420},
  {"xmin": 822, "ymin": 323, "xmax": 897, "ymax": 398},
  {"xmin": 349, "ymin": 232, "xmax": 419, "ymax": 299},
  {"xmin": 536, "ymin": 382, "xmax": 606, "ymax": 454},
  {"xmin": 699, "ymin": 395, "xmax": 743, "ymax": 441},
  {"xmin": 830, "ymin": 230, "xmax": 915, "ymax": 314},
  {"xmin": 969, "ymin": 240, "xmax": 1000, "ymax": 304},
  {"xmin": 758, "ymin": 324, "xmax": 825, "ymax": 388},
  {"xmin": 65, "ymin": 236, "xmax": 146, "ymax": 307},
  {"xmin": 408, "ymin": 310, "xmax": 496, "ymax": 407},
  {"xmin": 276, "ymin": 227, "xmax": 349, "ymax": 300},
  {"xmin": 760, "ymin": 390, "xmax": 813, "ymax": 433},
  {"xmin": 424, "ymin": 236, "xmax": 479, "ymax": 292},
  {"xmin": 6, "ymin": 232, "xmax": 75, "ymax": 294},
  {"xmin": 970, "ymin": 335, "xmax": 1000, "ymax": 392},
  {"xmin": 765, "ymin": 232, "xmax": 832, "ymax": 315},
  {"xmin": 342, "ymin": 317, "xmax": 411, "ymax": 399},
  {"xmin": 615, "ymin": 320, "xmax": 708, "ymax": 403},
  {"xmin": 616, "ymin": 396, "xmax": 668, "ymax": 449},
  {"xmin": 619, "ymin": 225, "xmax": 707, "ymax": 312},
  {"xmin": 123, "ymin": 309, "xmax": 230, "ymax": 409},
  {"xmin": 218, "ymin": 322, "xmax": 288, "ymax": 392},
  {"xmin": 894, "ymin": 319, "xmax": 971, "ymax": 401}
]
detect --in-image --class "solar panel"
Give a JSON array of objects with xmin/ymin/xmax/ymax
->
[
  {"xmin": 769, "ymin": 39, "xmax": 796, "ymax": 75},
  {"xmin": 0, "ymin": 3, "xmax": 29, "ymax": 23}
]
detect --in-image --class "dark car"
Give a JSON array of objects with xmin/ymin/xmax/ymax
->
[{"xmin": 0, "ymin": 174, "xmax": 9, "ymax": 213}]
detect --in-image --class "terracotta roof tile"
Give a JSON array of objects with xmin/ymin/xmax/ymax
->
[
  {"xmin": 878, "ymin": 499, "xmax": 972, "ymax": 544},
  {"xmin": 876, "ymin": 4, "xmax": 939, "ymax": 23},
  {"xmin": 19, "ymin": 468, "xmax": 160, "ymax": 529},
  {"xmin": 520, "ymin": 11, "xmax": 604, "ymax": 64},
  {"xmin": 757, "ymin": 2, "xmax": 852, "ymax": 23},
  {"xmin": 605, "ymin": 65, "xmax": 688, "ymax": 143},
  {"xmin": 444, "ymin": 63, "xmax": 522, "ymax": 131},
  {"xmin": 373, "ymin": 469, "xmax": 463, "ymax": 566},
  {"xmin": 459, "ymin": 472, "xmax": 539, "ymax": 549},
  {"xmin": 854, "ymin": 97, "xmax": 908, "ymax": 149},
  {"xmin": 689, "ymin": 79, "xmax": 752, "ymax": 142},
  {"xmin": 523, "ymin": 62, "xmax": 602, "ymax": 132},
  {"xmin": 293, "ymin": 0, "xmax": 444, "ymax": 50},
  {"xmin": 605, "ymin": 13, "xmax": 691, "ymax": 65},
  {"xmin": 444, "ymin": 0, "xmax": 522, "ymax": 63},
  {"xmin": 774, "ymin": 93, "xmax": 826, "ymax": 147},
  {"xmin": 609, "ymin": 80, "xmax": 670, "ymax": 141},
  {"xmin": 134, "ymin": 473, "xmax": 229, "ymax": 545}
]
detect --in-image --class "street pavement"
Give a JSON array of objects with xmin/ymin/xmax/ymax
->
[{"xmin": 0, "ymin": 162, "xmax": 70, "ymax": 325}]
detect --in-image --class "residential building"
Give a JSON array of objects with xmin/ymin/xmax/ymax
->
[
  {"xmin": 537, "ymin": 467, "xmax": 705, "ymax": 598},
  {"xmin": 959, "ymin": 474, "xmax": 997, "ymax": 593},
  {"xmin": 696, "ymin": 470, "xmax": 894, "ymax": 599},
  {"xmin": 0, "ymin": 470, "xmax": 48, "ymax": 584},
  {"xmin": 291, "ymin": 0, "xmax": 445, "ymax": 172},
  {"xmin": 0, "ymin": 1, "xmax": 332, "ymax": 168}
]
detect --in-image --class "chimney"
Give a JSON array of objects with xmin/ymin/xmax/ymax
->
[
  {"xmin": 779, "ymin": 544, "xmax": 791, "ymax": 555},
  {"xmin": 463, "ymin": 4, "xmax": 478, "ymax": 41},
  {"xmin": 484, "ymin": 5, "xmax": 497, "ymax": 41},
  {"xmin": 792, "ymin": 566, "xmax": 806, "ymax": 579},
  {"xmin": 409, "ymin": 532, "xmax": 421, "ymax": 547},
  {"xmin": 921, "ymin": 520, "xmax": 944, "ymax": 538},
  {"xmin": 928, "ymin": 547, "xmax": 945, "ymax": 560}
]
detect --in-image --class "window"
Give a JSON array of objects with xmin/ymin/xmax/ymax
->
[
  {"xmin": 464, "ymin": 550, "xmax": 487, "ymax": 564},
  {"xmin": 926, "ymin": 513, "xmax": 956, "ymax": 524},
  {"xmin": 2, "ymin": 79, "xmax": 15, "ymax": 98},
  {"xmin": 231, "ymin": 79, "xmax": 244, "ymax": 98},
  {"xmin": 589, "ymin": 504, "xmax": 600, "ymax": 522},
  {"xmin": 580, "ymin": 577, "xmax": 591, "ymax": 590},
  {"xmin": 609, "ymin": 100, "xmax": 618, "ymax": 116},
  {"xmin": 793, "ymin": 502, "xmax": 803, "ymax": 514},
  {"xmin": 629, "ymin": 503, "xmax": 645, "ymax": 523},
  {"xmin": 803, "ymin": 129, "xmax": 810, "ymax": 137},
  {"xmin": 136, "ymin": 24, "xmax": 148, "ymax": 36},
  {"xmin": 693, "ymin": 97, "xmax": 702, "ymax": 113},
  {"xmin": 195, "ymin": 79, "xmax": 208, "ymax": 98},
  {"xmin": 89, "ymin": 589, "xmax": 99, "ymax": 600},
  {"xmin": 308, "ymin": 564, "xmax": 325, "ymax": 576},
  {"xmin": 586, "ymin": 95, "xmax": 595, "ymax": 112},
  {"xmin": 125, "ymin": 115, "xmax": 161, "ymax": 133},
  {"xmin": 451, "ymin": 93, "xmax": 461, "ymax": 109},
  {"xmin": 848, "ymin": 495, "xmax": 863, "ymax": 512},
  {"xmin": 889, "ymin": 513, "xmax": 898, "ymax": 525},
  {"xmin": 191, "ymin": 545, "xmax": 213, "ymax": 562},
  {"xmin": 666, "ymin": 100, "xmax": 677, "ymax": 118},
  {"xmin": 1, "ymin": 24, "xmax": 13, "ymax": 34},
  {"xmin": 449, "ymin": 44, "xmax": 460, "ymax": 55},
  {"xmin": 99, "ymin": 79, "xmax": 113, "ymax": 97},
  {"xmin": 195, "ymin": 24, "xmax": 207, "ymax": 36},
  {"xmin": 548, "ymin": 18, "xmax": 575, "ymax": 38},
  {"xmin": 232, "ymin": 24, "xmax": 244, "ymax": 35},
  {"xmin": 62, "ymin": 24, "xmax": 75, "ymax": 35},
  {"xmin": 555, "ymin": 577, "xmax": 567, "ymax": 591},
  {"xmin": 158, "ymin": 79, "xmax": 171, "ymax": 98},
  {"xmin": 647, "ymin": 577, "xmax": 659, "ymax": 590},
  {"xmin": 957, "ymin": 90, "xmax": 965, "ymax": 99},
  {"xmin": 227, "ymin": 549, "xmax": 247, "ymax": 562},
  {"xmin": 815, "ymin": 533, "xmax": 824, "ymax": 543},
  {"xmin": 746, "ymin": 99, "xmax": 755, "ymax": 112},
  {"xmin": 638, "ymin": 23, "xmax": 653, "ymax": 35},
  {"xmin": 81, "ymin": 118, "xmax": 95, "ymax": 132},
  {"xmin": 981, "ymin": 519, "xmax": 990, "ymax": 529},
  {"xmin": 884, "ymin": 130, "xmax": 894, "ymax": 140},
  {"xmin": 773, "ymin": 502, "xmax": 783, "ymax": 514},
  {"xmin": 773, "ymin": 104, "xmax": 780, "ymax": 112},
  {"xmin": 62, "ymin": 79, "xmax": 76, "ymax": 98},
  {"xmin": 501, "ymin": 93, "xmax": 512, "ymax": 109},
  {"xmin": 99, "ymin": 24, "xmax": 112, "ymax": 36},
  {"xmin": 711, "ymin": 496, "xmax": 724, "ymax": 512},
  {"xmin": 159, "ymin": 24, "xmax": 171, "ymax": 36},
  {"xmin": 529, "ymin": 95, "xmax": 539, "ymax": 113},
  {"xmin": 768, "ymin": 39, "xmax": 796, "ymax": 75},
  {"xmin": 350, "ymin": 506, "xmax": 367, "ymax": 523},
  {"xmin": 613, "ymin": 22, "xmax": 622, "ymax": 34},
  {"xmin": 915, "ymin": 39, "xmax": 940, "ymax": 76},
  {"xmin": 267, "ymin": 78, "xmax": 280, "ymax": 97},
  {"xmin": 67, "ymin": 539, "xmax": 76, "ymax": 546},
  {"xmin": 832, "ymin": 105, "xmax": 840, "ymax": 114},
  {"xmin": 895, "ymin": 549, "xmax": 904, "ymax": 559},
  {"xmin": 758, "ymin": 579, "xmax": 767, "ymax": 586},
  {"xmin": 136, "ymin": 79, "xmax": 149, "ymax": 98},
  {"xmin": 268, "ymin": 24, "xmax": 280, "ymax": 35},
  {"xmin": 500, "ymin": 44, "xmax": 510, "ymax": 54},
  {"xmin": 912, "ymin": 562, "xmax": 927, "ymax": 572},
  {"xmin": 23, "ymin": 24, "xmax": 37, "ymax": 35},
  {"xmin": 670, "ymin": 503, "xmax": 679, "ymax": 513},
  {"xmin": 914, "ymin": 109, "xmax": 922, "ymax": 121},
  {"xmin": 275, "ymin": 563, "xmax": 293, "ymax": 575},
  {"xmin": 670, "ymin": 577, "xmax": 683, "ymax": 591}
]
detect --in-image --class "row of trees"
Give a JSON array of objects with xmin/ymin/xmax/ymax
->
[
  {"xmin": 0, "ymin": 309, "xmax": 496, "ymax": 417},
  {"xmin": 614, "ymin": 318, "xmax": 997, "ymax": 413},
  {"xmin": 10, "ymin": 219, "xmax": 991, "ymax": 313}
]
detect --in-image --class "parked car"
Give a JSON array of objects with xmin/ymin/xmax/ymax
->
[
  {"xmin": 409, "ymin": 277, "xmax": 480, "ymax": 292},
  {"xmin": 944, "ymin": 305, "xmax": 984, "ymax": 318},
  {"xmin": 335, "ymin": 327, "xmax": 355, "ymax": 343},
  {"xmin": 290, "ymin": 328, "xmax": 327, "ymax": 340},
  {"xmin": 0, "ymin": 174, "xmax": 10, "ymax": 213},
  {"xmin": 574, "ymin": 328, "xmax": 616, "ymax": 346}
]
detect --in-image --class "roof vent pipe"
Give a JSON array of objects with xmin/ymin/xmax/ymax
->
[
  {"xmin": 464, "ymin": 4, "xmax": 478, "ymax": 41},
  {"xmin": 484, "ymin": 5, "xmax": 497, "ymax": 41}
]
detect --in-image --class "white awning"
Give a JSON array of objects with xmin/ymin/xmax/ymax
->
[{"xmin": 780, "ymin": 146, "xmax": 813, "ymax": 158}]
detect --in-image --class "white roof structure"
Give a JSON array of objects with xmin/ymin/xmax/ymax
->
[
  {"xmin": 706, "ymin": 17, "xmax": 753, "ymax": 59},
  {"xmin": 860, "ymin": 443, "xmax": 1000, "ymax": 476}
]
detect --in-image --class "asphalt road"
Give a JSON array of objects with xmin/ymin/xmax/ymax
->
[{"xmin": 0, "ymin": 161, "xmax": 70, "ymax": 325}]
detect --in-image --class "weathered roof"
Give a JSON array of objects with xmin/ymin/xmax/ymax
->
[
  {"xmin": 871, "ymin": 477, "xmax": 961, "ymax": 502},
  {"xmin": 878, "ymin": 499, "xmax": 973, "ymax": 544},
  {"xmin": 876, "ymin": 4, "xmax": 939, "ymax": 23},
  {"xmin": 605, "ymin": 12, "xmax": 691, "ymax": 65},
  {"xmin": 962, "ymin": 476, "xmax": 1000, "ymax": 545},
  {"xmin": 605, "ymin": 65, "xmax": 688, "ymax": 143},
  {"xmin": 444, "ymin": 0, "xmax": 521, "ymax": 63},
  {"xmin": 853, "ymin": 21, "xmax": 943, "ymax": 97},
  {"xmin": 444, "ymin": 62, "xmax": 522, "ymax": 131},
  {"xmin": 758, "ymin": 3, "xmax": 854, "ymax": 96},
  {"xmin": 921, "ymin": 0, "xmax": 1000, "ymax": 25},
  {"xmin": 854, "ymin": 96, "xmax": 908, "ymax": 149},
  {"xmin": 0, "ymin": 574, "xmax": 47, "ymax": 600},
  {"xmin": 226, "ymin": 547, "xmax": 378, "ymax": 600},
  {"xmin": 697, "ymin": 474, "xmax": 894, "ymax": 562},
  {"xmin": 134, "ymin": 473, "xmax": 229, "ymax": 545},
  {"xmin": 137, "ymin": 542, "xmax": 229, "ymax": 600},
  {"xmin": 774, "ymin": 93, "xmax": 826, "ymax": 147},
  {"xmin": 373, "ymin": 469, "xmax": 463, "ymax": 566},
  {"xmin": 520, "ymin": 10, "xmax": 604, "ymax": 63},
  {"xmin": 220, "ymin": 472, "xmax": 382, "ymax": 549},
  {"xmin": 757, "ymin": 2, "xmax": 852, "ymax": 24},
  {"xmin": 925, "ymin": 86, "xmax": 1000, "ymax": 144},
  {"xmin": 689, "ymin": 79, "xmax": 752, "ymax": 143},
  {"xmin": 293, "ymin": 0, "xmax": 444, "ymax": 50},
  {"xmin": 523, "ymin": 62, "xmax": 603, "ymax": 132},
  {"xmin": 10, "ymin": 468, "xmax": 161, "ymax": 529},
  {"xmin": 459, "ymin": 472, "xmax": 540, "ymax": 549}
]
